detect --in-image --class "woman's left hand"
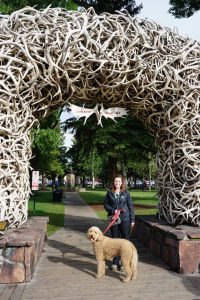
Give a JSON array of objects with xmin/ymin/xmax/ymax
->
[{"xmin": 130, "ymin": 223, "xmax": 135, "ymax": 231}]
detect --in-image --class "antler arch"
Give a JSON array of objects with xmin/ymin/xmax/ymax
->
[{"xmin": 0, "ymin": 7, "xmax": 200, "ymax": 227}]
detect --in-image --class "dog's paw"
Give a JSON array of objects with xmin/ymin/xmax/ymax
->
[
  {"xmin": 122, "ymin": 276, "xmax": 131, "ymax": 283},
  {"xmin": 95, "ymin": 274, "xmax": 103, "ymax": 279}
]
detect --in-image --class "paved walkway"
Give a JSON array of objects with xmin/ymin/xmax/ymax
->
[{"xmin": 0, "ymin": 192, "xmax": 200, "ymax": 300}]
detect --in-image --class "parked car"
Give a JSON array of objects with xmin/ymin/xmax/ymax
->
[
  {"xmin": 149, "ymin": 180, "xmax": 156, "ymax": 189},
  {"xmin": 129, "ymin": 179, "xmax": 156, "ymax": 189},
  {"xmin": 134, "ymin": 180, "xmax": 143, "ymax": 188},
  {"xmin": 85, "ymin": 180, "xmax": 102, "ymax": 187},
  {"xmin": 38, "ymin": 178, "xmax": 52, "ymax": 186},
  {"xmin": 47, "ymin": 179, "xmax": 52, "ymax": 186}
]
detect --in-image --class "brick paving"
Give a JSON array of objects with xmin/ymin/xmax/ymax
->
[{"xmin": 0, "ymin": 192, "xmax": 200, "ymax": 300}]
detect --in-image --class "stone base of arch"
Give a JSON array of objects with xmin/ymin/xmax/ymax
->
[
  {"xmin": 0, "ymin": 217, "xmax": 48, "ymax": 283},
  {"xmin": 133, "ymin": 216, "xmax": 200, "ymax": 274}
]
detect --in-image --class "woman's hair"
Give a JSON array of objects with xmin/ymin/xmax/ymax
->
[{"xmin": 110, "ymin": 175, "xmax": 126, "ymax": 192}]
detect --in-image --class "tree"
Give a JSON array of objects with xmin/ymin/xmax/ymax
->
[
  {"xmin": 168, "ymin": 0, "xmax": 200, "ymax": 18},
  {"xmin": 126, "ymin": 152, "xmax": 157, "ymax": 188},
  {"xmin": 73, "ymin": 0, "xmax": 142, "ymax": 16},
  {"xmin": 31, "ymin": 111, "xmax": 66, "ymax": 189},
  {"xmin": 62, "ymin": 113, "xmax": 156, "ymax": 185},
  {"xmin": 0, "ymin": 0, "xmax": 77, "ymax": 14},
  {"xmin": 64, "ymin": 116, "xmax": 105, "ymax": 186},
  {"xmin": 31, "ymin": 127, "xmax": 65, "ymax": 186},
  {"xmin": 94, "ymin": 116, "xmax": 156, "ymax": 182}
]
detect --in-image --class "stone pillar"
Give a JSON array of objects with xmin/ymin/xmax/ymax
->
[{"xmin": 66, "ymin": 173, "xmax": 75, "ymax": 188}]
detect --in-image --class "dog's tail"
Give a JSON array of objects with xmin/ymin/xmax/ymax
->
[{"xmin": 131, "ymin": 247, "xmax": 138, "ymax": 280}]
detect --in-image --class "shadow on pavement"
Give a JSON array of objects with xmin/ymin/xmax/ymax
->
[{"xmin": 46, "ymin": 239, "xmax": 123, "ymax": 281}]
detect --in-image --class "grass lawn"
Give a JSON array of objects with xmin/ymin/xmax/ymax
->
[
  {"xmin": 27, "ymin": 188, "xmax": 157, "ymax": 235},
  {"xmin": 28, "ymin": 190, "xmax": 65, "ymax": 236},
  {"xmin": 79, "ymin": 188, "xmax": 158, "ymax": 220},
  {"xmin": 132, "ymin": 190, "xmax": 158, "ymax": 206}
]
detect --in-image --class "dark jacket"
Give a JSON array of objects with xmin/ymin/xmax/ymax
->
[{"xmin": 103, "ymin": 189, "xmax": 135, "ymax": 223}]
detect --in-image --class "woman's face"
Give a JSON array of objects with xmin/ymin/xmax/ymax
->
[{"xmin": 114, "ymin": 177, "xmax": 122, "ymax": 190}]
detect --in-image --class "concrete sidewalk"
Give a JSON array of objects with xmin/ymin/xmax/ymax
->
[{"xmin": 1, "ymin": 192, "xmax": 200, "ymax": 300}]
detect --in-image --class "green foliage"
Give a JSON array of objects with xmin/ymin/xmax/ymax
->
[
  {"xmin": 31, "ymin": 112, "xmax": 66, "ymax": 178},
  {"xmin": 32, "ymin": 127, "xmax": 65, "ymax": 176},
  {"xmin": 168, "ymin": 0, "xmax": 200, "ymax": 18},
  {"xmin": 33, "ymin": 129, "xmax": 61, "ymax": 155},
  {"xmin": 0, "ymin": 0, "xmax": 77, "ymax": 14},
  {"xmin": 127, "ymin": 153, "xmax": 157, "ymax": 179},
  {"xmin": 64, "ymin": 115, "xmax": 103, "ymax": 177},
  {"xmin": 40, "ymin": 110, "xmax": 61, "ymax": 129},
  {"xmin": 73, "ymin": 0, "xmax": 142, "ymax": 16},
  {"xmin": 66, "ymin": 0, "xmax": 78, "ymax": 10},
  {"xmin": 82, "ymin": 148, "xmax": 103, "ymax": 177},
  {"xmin": 67, "ymin": 143, "xmax": 103, "ymax": 178},
  {"xmin": 0, "ymin": 2, "xmax": 10, "ymax": 13},
  {"xmin": 63, "ymin": 114, "xmax": 156, "ymax": 181},
  {"xmin": 98, "ymin": 117, "xmax": 155, "ymax": 160}
]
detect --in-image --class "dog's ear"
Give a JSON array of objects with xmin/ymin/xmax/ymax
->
[
  {"xmin": 96, "ymin": 232, "xmax": 103, "ymax": 241},
  {"xmin": 86, "ymin": 228, "xmax": 92, "ymax": 240}
]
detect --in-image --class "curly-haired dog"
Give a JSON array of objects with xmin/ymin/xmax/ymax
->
[{"xmin": 87, "ymin": 226, "xmax": 138, "ymax": 283}]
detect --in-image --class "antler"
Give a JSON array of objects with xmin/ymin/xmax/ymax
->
[
  {"xmin": 68, "ymin": 103, "xmax": 99, "ymax": 124},
  {"xmin": 98, "ymin": 104, "xmax": 129, "ymax": 126}
]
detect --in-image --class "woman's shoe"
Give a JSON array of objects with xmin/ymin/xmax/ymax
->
[{"xmin": 110, "ymin": 264, "xmax": 118, "ymax": 270}]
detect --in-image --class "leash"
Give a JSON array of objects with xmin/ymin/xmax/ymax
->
[{"xmin": 103, "ymin": 209, "xmax": 124, "ymax": 235}]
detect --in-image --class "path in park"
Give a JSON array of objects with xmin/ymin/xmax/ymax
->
[{"xmin": 0, "ymin": 192, "xmax": 200, "ymax": 300}]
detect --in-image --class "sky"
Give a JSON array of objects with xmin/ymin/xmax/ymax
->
[
  {"xmin": 61, "ymin": 0, "xmax": 200, "ymax": 148},
  {"xmin": 139, "ymin": 0, "xmax": 200, "ymax": 41}
]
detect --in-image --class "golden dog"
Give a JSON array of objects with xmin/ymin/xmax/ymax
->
[{"xmin": 87, "ymin": 226, "xmax": 138, "ymax": 283}]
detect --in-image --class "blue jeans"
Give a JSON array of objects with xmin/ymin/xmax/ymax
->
[{"xmin": 110, "ymin": 221, "xmax": 130, "ymax": 266}]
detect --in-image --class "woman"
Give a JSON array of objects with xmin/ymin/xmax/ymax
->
[{"xmin": 103, "ymin": 175, "xmax": 135, "ymax": 270}]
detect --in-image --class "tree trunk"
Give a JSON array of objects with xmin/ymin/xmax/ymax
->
[
  {"xmin": 82, "ymin": 176, "xmax": 86, "ymax": 188},
  {"xmin": 121, "ymin": 160, "xmax": 127, "ymax": 182},
  {"xmin": 41, "ymin": 173, "xmax": 46, "ymax": 190},
  {"xmin": 51, "ymin": 175, "xmax": 56, "ymax": 190},
  {"xmin": 149, "ymin": 163, "xmax": 152, "ymax": 191},
  {"xmin": 107, "ymin": 156, "xmax": 119, "ymax": 186},
  {"xmin": 92, "ymin": 173, "xmax": 95, "ymax": 189}
]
